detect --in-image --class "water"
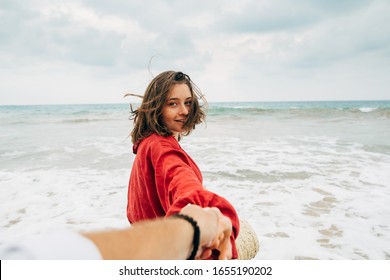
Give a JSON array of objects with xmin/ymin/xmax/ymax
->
[{"xmin": 1, "ymin": 100, "xmax": 390, "ymax": 259}]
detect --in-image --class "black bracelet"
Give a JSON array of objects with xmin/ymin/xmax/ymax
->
[{"xmin": 173, "ymin": 214, "xmax": 200, "ymax": 260}]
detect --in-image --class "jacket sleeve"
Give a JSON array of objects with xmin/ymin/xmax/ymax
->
[{"xmin": 151, "ymin": 144, "xmax": 240, "ymax": 259}]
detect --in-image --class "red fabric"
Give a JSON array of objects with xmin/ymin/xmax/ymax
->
[{"xmin": 127, "ymin": 133, "xmax": 240, "ymax": 259}]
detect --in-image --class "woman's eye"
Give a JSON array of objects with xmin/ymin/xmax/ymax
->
[
  {"xmin": 168, "ymin": 102, "xmax": 177, "ymax": 107},
  {"xmin": 185, "ymin": 101, "xmax": 192, "ymax": 106}
]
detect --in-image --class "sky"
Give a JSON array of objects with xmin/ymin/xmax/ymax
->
[{"xmin": 0, "ymin": 0, "xmax": 389, "ymax": 105}]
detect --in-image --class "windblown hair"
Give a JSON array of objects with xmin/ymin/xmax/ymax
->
[{"xmin": 126, "ymin": 71, "xmax": 207, "ymax": 144}]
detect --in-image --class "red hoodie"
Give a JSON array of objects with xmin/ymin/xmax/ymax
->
[{"xmin": 127, "ymin": 133, "xmax": 240, "ymax": 259}]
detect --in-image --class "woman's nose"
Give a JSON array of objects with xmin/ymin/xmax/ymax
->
[{"xmin": 179, "ymin": 104, "xmax": 188, "ymax": 115}]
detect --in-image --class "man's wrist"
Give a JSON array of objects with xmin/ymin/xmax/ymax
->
[{"xmin": 172, "ymin": 214, "xmax": 200, "ymax": 260}]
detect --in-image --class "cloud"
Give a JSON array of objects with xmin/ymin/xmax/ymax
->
[
  {"xmin": 0, "ymin": 1, "xmax": 159, "ymax": 70},
  {"xmin": 213, "ymin": 0, "xmax": 366, "ymax": 33},
  {"xmin": 0, "ymin": 0, "xmax": 389, "ymax": 104},
  {"xmin": 192, "ymin": 0, "xmax": 390, "ymax": 100}
]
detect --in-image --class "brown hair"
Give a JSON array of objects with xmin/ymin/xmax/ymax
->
[{"xmin": 127, "ymin": 71, "xmax": 207, "ymax": 144}]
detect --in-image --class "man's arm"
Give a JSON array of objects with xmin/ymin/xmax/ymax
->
[
  {"xmin": 0, "ymin": 205, "xmax": 232, "ymax": 260},
  {"xmin": 84, "ymin": 204, "xmax": 232, "ymax": 260},
  {"xmin": 83, "ymin": 217, "xmax": 194, "ymax": 260}
]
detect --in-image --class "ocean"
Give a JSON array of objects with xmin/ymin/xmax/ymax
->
[{"xmin": 1, "ymin": 100, "xmax": 390, "ymax": 259}]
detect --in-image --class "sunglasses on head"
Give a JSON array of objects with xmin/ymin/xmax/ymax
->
[{"xmin": 174, "ymin": 72, "xmax": 191, "ymax": 82}]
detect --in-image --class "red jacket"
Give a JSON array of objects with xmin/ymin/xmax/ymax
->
[{"xmin": 127, "ymin": 133, "xmax": 240, "ymax": 259}]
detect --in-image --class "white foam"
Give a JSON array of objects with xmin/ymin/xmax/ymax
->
[
  {"xmin": 359, "ymin": 107, "xmax": 377, "ymax": 113},
  {"xmin": 183, "ymin": 133, "xmax": 390, "ymax": 259},
  {"xmin": 0, "ymin": 168, "xmax": 130, "ymax": 245}
]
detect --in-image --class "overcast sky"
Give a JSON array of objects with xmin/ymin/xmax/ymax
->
[{"xmin": 1, "ymin": 0, "xmax": 389, "ymax": 105}]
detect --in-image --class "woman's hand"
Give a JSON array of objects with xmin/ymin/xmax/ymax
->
[{"xmin": 180, "ymin": 204, "xmax": 233, "ymax": 260}]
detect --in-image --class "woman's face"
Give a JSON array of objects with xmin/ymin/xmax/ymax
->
[{"xmin": 162, "ymin": 83, "xmax": 192, "ymax": 139}]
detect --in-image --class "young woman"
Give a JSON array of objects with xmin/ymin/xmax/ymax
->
[{"xmin": 126, "ymin": 71, "xmax": 240, "ymax": 259}]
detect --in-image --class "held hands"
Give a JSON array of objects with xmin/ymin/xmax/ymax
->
[{"xmin": 180, "ymin": 204, "xmax": 233, "ymax": 260}]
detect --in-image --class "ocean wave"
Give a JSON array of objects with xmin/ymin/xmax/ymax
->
[
  {"xmin": 208, "ymin": 106, "xmax": 273, "ymax": 115},
  {"xmin": 2, "ymin": 118, "xmax": 117, "ymax": 125},
  {"xmin": 62, "ymin": 118, "xmax": 108, "ymax": 123},
  {"xmin": 208, "ymin": 105, "xmax": 390, "ymax": 119},
  {"xmin": 357, "ymin": 107, "xmax": 377, "ymax": 113}
]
